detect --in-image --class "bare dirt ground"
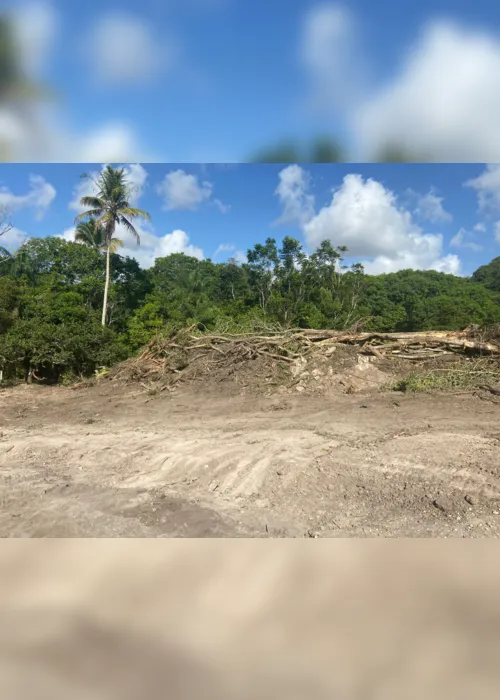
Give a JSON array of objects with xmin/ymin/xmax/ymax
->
[
  {"xmin": 2, "ymin": 371, "xmax": 500, "ymax": 537},
  {"xmin": 2, "ymin": 540, "xmax": 500, "ymax": 698}
]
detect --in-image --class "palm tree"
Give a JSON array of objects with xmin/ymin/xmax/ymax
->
[
  {"xmin": 74, "ymin": 217, "xmax": 124, "ymax": 254},
  {"xmin": 75, "ymin": 165, "xmax": 151, "ymax": 326}
]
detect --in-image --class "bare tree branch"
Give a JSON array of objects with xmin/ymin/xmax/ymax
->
[
  {"xmin": 0, "ymin": 206, "xmax": 13, "ymax": 239},
  {"xmin": 0, "ymin": 206, "xmax": 14, "ymax": 263}
]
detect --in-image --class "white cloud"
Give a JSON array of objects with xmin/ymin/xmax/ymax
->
[
  {"xmin": 299, "ymin": 8, "xmax": 500, "ymax": 161},
  {"xmin": 85, "ymin": 12, "xmax": 177, "ymax": 86},
  {"xmin": 68, "ymin": 177, "xmax": 95, "ymax": 216},
  {"xmin": 474, "ymin": 222, "xmax": 487, "ymax": 233},
  {"xmin": 0, "ymin": 225, "xmax": 28, "ymax": 252},
  {"xmin": 234, "ymin": 250, "xmax": 247, "ymax": 264},
  {"xmin": 68, "ymin": 124, "xmax": 156, "ymax": 164},
  {"xmin": 280, "ymin": 170, "xmax": 461, "ymax": 274},
  {"xmin": 120, "ymin": 226, "xmax": 204, "ymax": 268},
  {"xmin": 0, "ymin": 106, "xmax": 157, "ymax": 163},
  {"xmin": 354, "ymin": 21, "xmax": 500, "ymax": 161},
  {"xmin": 300, "ymin": 4, "xmax": 363, "ymax": 114},
  {"xmin": 0, "ymin": 174, "xmax": 56, "ymax": 220},
  {"xmin": 213, "ymin": 198, "xmax": 231, "ymax": 214},
  {"xmin": 464, "ymin": 164, "xmax": 500, "ymax": 215},
  {"xmin": 274, "ymin": 165, "xmax": 315, "ymax": 226},
  {"xmin": 121, "ymin": 163, "xmax": 148, "ymax": 205},
  {"xmin": 408, "ymin": 188, "xmax": 452, "ymax": 224},
  {"xmin": 450, "ymin": 228, "xmax": 483, "ymax": 252},
  {"xmin": 12, "ymin": 1, "xmax": 59, "ymax": 75},
  {"xmin": 212, "ymin": 244, "xmax": 245, "ymax": 263},
  {"xmin": 57, "ymin": 227, "xmax": 77, "ymax": 244},
  {"xmin": 494, "ymin": 222, "xmax": 500, "ymax": 243},
  {"xmin": 56, "ymin": 221, "xmax": 203, "ymax": 268},
  {"xmin": 214, "ymin": 243, "xmax": 236, "ymax": 257},
  {"xmin": 156, "ymin": 170, "xmax": 214, "ymax": 211}
]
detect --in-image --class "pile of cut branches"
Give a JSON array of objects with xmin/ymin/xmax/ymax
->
[
  {"xmin": 108, "ymin": 324, "xmax": 500, "ymax": 391},
  {"xmin": 329, "ymin": 328, "xmax": 500, "ymax": 360},
  {"xmin": 110, "ymin": 324, "xmax": 310, "ymax": 389}
]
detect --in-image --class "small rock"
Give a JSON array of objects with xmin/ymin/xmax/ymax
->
[
  {"xmin": 296, "ymin": 385, "xmax": 305, "ymax": 393},
  {"xmin": 465, "ymin": 495, "xmax": 475, "ymax": 506},
  {"xmin": 360, "ymin": 404, "xmax": 368, "ymax": 409},
  {"xmin": 432, "ymin": 498, "xmax": 447, "ymax": 514},
  {"xmin": 276, "ymin": 470, "xmax": 283, "ymax": 476}
]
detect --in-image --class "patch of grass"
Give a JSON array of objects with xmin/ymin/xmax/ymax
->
[{"xmin": 388, "ymin": 362, "xmax": 500, "ymax": 393}]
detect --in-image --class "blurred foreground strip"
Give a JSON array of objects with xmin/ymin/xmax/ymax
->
[{"xmin": 0, "ymin": 540, "xmax": 499, "ymax": 698}]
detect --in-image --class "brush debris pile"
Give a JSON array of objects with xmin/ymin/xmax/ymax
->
[{"xmin": 108, "ymin": 325, "xmax": 500, "ymax": 393}]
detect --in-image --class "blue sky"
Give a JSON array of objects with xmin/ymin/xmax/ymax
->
[
  {"xmin": 1, "ymin": 163, "xmax": 500, "ymax": 276},
  {"xmin": 5, "ymin": 0, "xmax": 500, "ymax": 161}
]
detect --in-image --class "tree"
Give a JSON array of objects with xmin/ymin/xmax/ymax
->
[
  {"xmin": 270, "ymin": 237, "xmax": 307, "ymax": 324},
  {"xmin": 0, "ymin": 206, "xmax": 13, "ymax": 263},
  {"xmin": 74, "ymin": 217, "xmax": 124, "ymax": 254},
  {"xmin": 375, "ymin": 143, "xmax": 432, "ymax": 163},
  {"xmin": 472, "ymin": 257, "xmax": 500, "ymax": 292},
  {"xmin": 246, "ymin": 238, "xmax": 279, "ymax": 312},
  {"xmin": 250, "ymin": 142, "xmax": 301, "ymax": 163},
  {"xmin": 250, "ymin": 137, "xmax": 344, "ymax": 163},
  {"xmin": 75, "ymin": 165, "xmax": 151, "ymax": 326},
  {"xmin": 309, "ymin": 137, "xmax": 343, "ymax": 163}
]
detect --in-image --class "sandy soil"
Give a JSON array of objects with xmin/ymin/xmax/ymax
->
[
  {"xmin": 1, "ymin": 378, "xmax": 500, "ymax": 538},
  {"xmin": 2, "ymin": 540, "xmax": 500, "ymax": 698}
]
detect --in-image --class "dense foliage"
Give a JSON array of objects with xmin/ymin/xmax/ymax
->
[{"xmin": 1, "ymin": 233, "xmax": 500, "ymax": 382}]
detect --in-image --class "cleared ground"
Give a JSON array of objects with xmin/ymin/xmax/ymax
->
[{"xmin": 1, "ymin": 375, "xmax": 500, "ymax": 537}]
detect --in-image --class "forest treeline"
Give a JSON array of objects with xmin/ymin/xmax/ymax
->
[{"xmin": 1, "ymin": 233, "xmax": 500, "ymax": 383}]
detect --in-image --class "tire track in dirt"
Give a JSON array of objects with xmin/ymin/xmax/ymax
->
[{"xmin": 3, "ymin": 386, "xmax": 500, "ymax": 536}]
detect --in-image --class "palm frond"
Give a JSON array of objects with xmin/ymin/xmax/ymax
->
[
  {"xmin": 108, "ymin": 238, "xmax": 124, "ymax": 254},
  {"xmin": 74, "ymin": 217, "xmax": 105, "ymax": 249},
  {"xmin": 79, "ymin": 195, "xmax": 104, "ymax": 209},
  {"xmin": 74, "ymin": 209, "xmax": 103, "ymax": 224},
  {"xmin": 119, "ymin": 216, "xmax": 140, "ymax": 243},
  {"xmin": 119, "ymin": 207, "xmax": 151, "ymax": 221}
]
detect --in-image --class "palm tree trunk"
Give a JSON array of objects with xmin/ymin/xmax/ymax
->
[{"xmin": 102, "ymin": 243, "xmax": 111, "ymax": 326}]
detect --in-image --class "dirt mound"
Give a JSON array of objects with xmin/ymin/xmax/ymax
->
[{"xmin": 103, "ymin": 325, "xmax": 500, "ymax": 398}]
